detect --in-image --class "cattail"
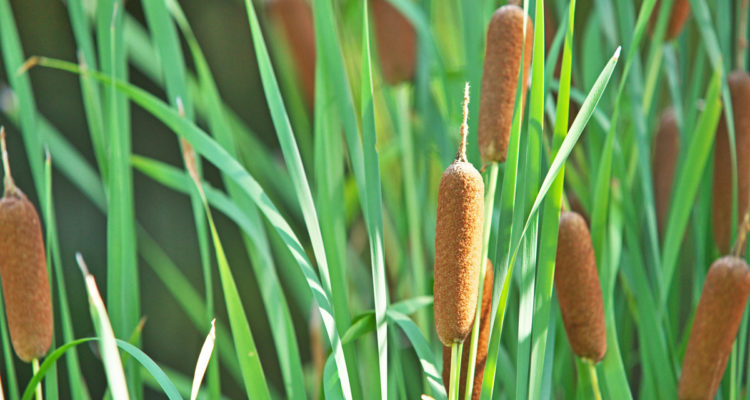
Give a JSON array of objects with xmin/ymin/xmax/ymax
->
[
  {"xmin": 652, "ymin": 108, "xmax": 680, "ymax": 238},
  {"xmin": 554, "ymin": 211, "xmax": 606, "ymax": 362},
  {"xmin": 442, "ymin": 260, "xmax": 494, "ymax": 400},
  {"xmin": 0, "ymin": 127, "xmax": 53, "ymax": 362},
  {"xmin": 677, "ymin": 256, "xmax": 750, "ymax": 399},
  {"xmin": 650, "ymin": 0, "xmax": 690, "ymax": 41},
  {"xmin": 712, "ymin": 70, "xmax": 750, "ymax": 254},
  {"xmin": 267, "ymin": 0, "xmax": 316, "ymax": 106},
  {"xmin": 434, "ymin": 84, "xmax": 484, "ymax": 346},
  {"xmin": 371, "ymin": 0, "xmax": 416, "ymax": 85},
  {"xmin": 477, "ymin": 4, "xmax": 533, "ymax": 163}
]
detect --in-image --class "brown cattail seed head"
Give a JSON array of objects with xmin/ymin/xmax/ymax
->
[
  {"xmin": 477, "ymin": 5, "xmax": 533, "ymax": 163},
  {"xmin": 434, "ymin": 84, "xmax": 484, "ymax": 346},
  {"xmin": 712, "ymin": 71, "xmax": 750, "ymax": 254},
  {"xmin": 372, "ymin": 0, "xmax": 416, "ymax": 85},
  {"xmin": 678, "ymin": 256, "xmax": 750, "ymax": 400},
  {"xmin": 554, "ymin": 211, "xmax": 606, "ymax": 362},
  {"xmin": 442, "ymin": 260, "xmax": 493, "ymax": 399},
  {"xmin": 652, "ymin": 108, "xmax": 680, "ymax": 238},
  {"xmin": 650, "ymin": 0, "xmax": 690, "ymax": 40},
  {"xmin": 267, "ymin": 0, "xmax": 316, "ymax": 106},
  {"xmin": 0, "ymin": 128, "xmax": 53, "ymax": 362}
]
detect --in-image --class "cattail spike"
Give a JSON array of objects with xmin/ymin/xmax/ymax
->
[
  {"xmin": 457, "ymin": 83, "xmax": 470, "ymax": 162},
  {"xmin": 434, "ymin": 94, "xmax": 485, "ymax": 346},
  {"xmin": 0, "ymin": 147, "xmax": 53, "ymax": 362},
  {"xmin": 678, "ymin": 256, "xmax": 750, "ymax": 399},
  {"xmin": 477, "ymin": 5, "xmax": 534, "ymax": 163},
  {"xmin": 555, "ymin": 211, "xmax": 607, "ymax": 362}
]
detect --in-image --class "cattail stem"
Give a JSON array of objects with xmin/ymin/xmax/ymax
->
[
  {"xmin": 0, "ymin": 127, "xmax": 16, "ymax": 197},
  {"xmin": 456, "ymin": 83, "xmax": 470, "ymax": 162},
  {"xmin": 586, "ymin": 361, "xmax": 602, "ymax": 400},
  {"xmin": 32, "ymin": 358, "xmax": 42, "ymax": 400},
  {"xmin": 448, "ymin": 343, "xmax": 461, "ymax": 400},
  {"xmin": 463, "ymin": 162, "xmax": 499, "ymax": 399}
]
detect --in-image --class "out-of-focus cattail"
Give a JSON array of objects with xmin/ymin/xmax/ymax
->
[
  {"xmin": 267, "ymin": 0, "xmax": 316, "ymax": 106},
  {"xmin": 650, "ymin": 0, "xmax": 690, "ymax": 41},
  {"xmin": 652, "ymin": 108, "xmax": 680, "ymax": 238},
  {"xmin": 442, "ymin": 260, "xmax": 494, "ymax": 400},
  {"xmin": 434, "ymin": 84, "xmax": 484, "ymax": 346},
  {"xmin": 371, "ymin": 0, "xmax": 416, "ymax": 85},
  {"xmin": 0, "ymin": 127, "xmax": 53, "ymax": 362},
  {"xmin": 677, "ymin": 256, "xmax": 750, "ymax": 399},
  {"xmin": 712, "ymin": 71, "xmax": 750, "ymax": 254},
  {"xmin": 477, "ymin": 4, "xmax": 533, "ymax": 163},
  {"xmin": 554, "ymin": 211, "xmax": 606, "ymax": 362}
]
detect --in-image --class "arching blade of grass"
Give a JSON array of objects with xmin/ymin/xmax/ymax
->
[
  {"xmin": 165, "ymin": 2, "xmax": 306, "ymax": 397},
  {"xmin": 387, "ymin": 311, "xmax": 447, "ymax": 400},
  {"xmin": 483, "ymin": 46, "xmax": 620, "ymax": 400},
  {"xmin": 31, "ymin": 55, "xmax": 353, "ymax": 400},
  {"xmin": 361, "ymin": 3, "xmax": 389, "ymax": 397},
  {"xmin": 121, "ymin": 14, "xmax": 301, "ymax": 222},
  {"xmin": 22, "ymin": 337, "xmax": 182, "ymax": 400},
  {"xmin": 75, "ymin": 255, "xmax": 130, "ymax": 400}
]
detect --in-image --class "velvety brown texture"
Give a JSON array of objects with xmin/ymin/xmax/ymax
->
[
  {"xmin": 434, "ymin": 160, "xmax": 484, "ymax": 346},
  {"xmin": 712, "ymin": 71, "xmax": 750, "ymax": 254},
  {"xmin": 554, "ymin": 211, "xmax": 606, "ymax": 362},
  {"xmin": 650, "ymin": 0, "xmax": 691, "ymax": 40},
  {"xmin": 652, "ymin": 108, "xmax": 680, "ymax": 238},
  {"xmin": 267, "ymin": 0, "xmax": 316, "ymax": 106},
  {"xmin": 0, "ymin": 189, "xmax": 53, "ymax": 362},
  {"xmin": 441, "ymin": 260, "xmax": 494, "ymax": 400},
  {"xmin": 372, "ymin": 0, "xmax": 416, "ymax": 85},
  {"xmin": 477, "ymin": 5, "xmax": 533, "ymax": 163},
  {"xmin": 678, "ymin": 256, "xmax": 750, "ymax": 400}
]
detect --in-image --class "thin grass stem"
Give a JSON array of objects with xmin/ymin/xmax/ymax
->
[
  {"xmin": 32, "ymin": 359, "xmax": 42, "ymax": 400},
  {"xmin": 448, "ymin": 343, "xmax": 459, "ymax": 400},
  {"xmin": 587, "ymin": 361, "xmax": 602, "ymax": 400}
]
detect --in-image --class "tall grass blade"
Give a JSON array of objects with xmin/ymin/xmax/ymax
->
[{"xmin": 362, "ymin": 3, "xmax": 389, "ymax": 397}]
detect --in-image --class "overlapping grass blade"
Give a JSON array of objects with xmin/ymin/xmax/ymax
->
[
  {"xmin": 517, "ymin": 1, "xmax": 546, "ymax": 397},
  {"xmin": 95, "ymin": 4, "xmax": 140, "ymax": 396},
  {"xmin": 187, "ymin": 174, "xmax": 272, "ymax": 399},
  {"xmin": 483, "ymin": 46, "xmax": 620, "ymax": 400},
  {"xmin": 31, "ymin": 55, "xmax": 353, "ymax": 400},
  {"xmin": 241, "ymin": 0, "xmax": 354, "ymax": 397},
  {"xmin": 529, "ymin": 0, "xmax": 575, "ymax": 397},
  {"xmin": 139, "ymin": 7, "xmax": 217, "ymax": 397},
  {"xmin": 165, "ymin": 2, "xmax": 306, "ymax": 396}
]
